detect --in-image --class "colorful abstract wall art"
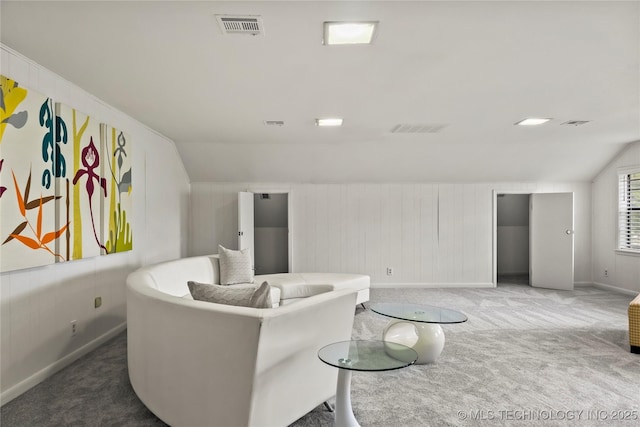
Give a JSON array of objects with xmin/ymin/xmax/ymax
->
[
  {"xmin": 0, "ymin": 75, "xmax": 133, "ymax": 273},
  {"xmin": 101, "ymin": 124, "xmax": 132, "ymax": 254},
  {"xmin": 0, "ymin": 76, "xmax": 66, "ymax": 271},
  {"xmin": 55, "ymin": 103, "xmax": 105, "ymax": 260}
]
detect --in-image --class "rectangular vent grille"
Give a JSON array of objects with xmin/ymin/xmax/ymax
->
[
  {"xmin": 390, "ymin": 123, "xmax": 448, "ymax": 134},
  {"xmin": 561, "ymin": 120, "xmax": 590, "ymax": 126},
  {"xmin": 216, "ymin": 15, "xmax": 264, "ymax": 35},
  {"xmin": 264, "ymin": 120, "xmax": 285, "ymax": 126}
]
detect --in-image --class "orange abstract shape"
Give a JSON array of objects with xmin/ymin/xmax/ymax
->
[
  {"xmin": 42, "ymin": 223, "xmax": 68, "ymax": 245},
  {"xmin": 10, "ymin": 234, "xmax": 40, "ymax": 249},
  {"xmin": 4, "ymin": 169, "xmax": 68, "ymax": 260},
  {"xmin": 11, "ymin": 170, "xmax": 25, "ymax": 216}
]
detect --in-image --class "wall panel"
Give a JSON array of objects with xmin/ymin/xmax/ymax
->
[{"xmin": 191, "ymin": 181, "xmax": 591, "ymax": 286}]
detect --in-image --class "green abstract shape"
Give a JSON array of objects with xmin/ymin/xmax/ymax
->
[{"xmin": 106, "ymin": 203, "xmax": 132, "ymax": 253}]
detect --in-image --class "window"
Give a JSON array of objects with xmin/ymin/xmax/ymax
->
[{"xmin": 618, "ymin": 168, "xmax": 640, "ymax": 252}]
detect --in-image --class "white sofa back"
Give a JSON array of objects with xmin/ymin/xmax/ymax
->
[
  {"xmin": 131, "ymin": 254, "xmax": 220, "ymax": 296},
  {"xmin": 127, "ymin": 256, "xmax": 358, "ymax": 427},
  {"xmin": 132, "ymin": 253, "xmax": 369, "ymax": 307}
]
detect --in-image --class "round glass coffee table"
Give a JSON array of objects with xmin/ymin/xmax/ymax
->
[
  {"xmin": 318, "ymin": 340, "xmax": 417, "ymax": 427},
  {"xmin": 370, "ymin": 303, "xmax": 468, "ymax": 364}
]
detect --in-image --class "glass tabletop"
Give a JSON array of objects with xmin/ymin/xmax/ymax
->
[
  {"xmin": 318, "ymin": 340, "xmax": 418, "ymax": 372},
  {"xmin": 370, "ymin": 302, "xmax": 468, "ymax": 324}
]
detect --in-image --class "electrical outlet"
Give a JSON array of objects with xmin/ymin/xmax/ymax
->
[
  {"xmin": 70, "ymin": 320, "xmax": 77, "ymax": 337},
  {"xmin": 386, "ymin": 267, "xmax": 393, "ymax": 276},
  {"xmin": 604, "ymin": 269, "xmax": 608, "ymax": 277}
]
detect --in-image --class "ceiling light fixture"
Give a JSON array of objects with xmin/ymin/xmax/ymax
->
[
  {"xmin": 323, "ymin": 21, "xmax": 377, "ymax": 45},
  {"xmin": 316, "ymin": 118, "xmax": 343, "ymax": 127},
  {"xmin": 515, "ymin": 118, "xmax": 552, "ymax": 126}
]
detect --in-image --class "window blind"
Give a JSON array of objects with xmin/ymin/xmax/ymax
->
[{"xmin": 618, "ymin": 170, "xmax": 640, "ymax": 251}]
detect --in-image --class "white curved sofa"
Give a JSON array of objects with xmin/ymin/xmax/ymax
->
[
  {"xmin": 126, "ymin": 254, "xmax": 367, "ymax": 426},
  {"xmin": 258, "ymin": 272, "xmax": 370, "ymax": 307}
]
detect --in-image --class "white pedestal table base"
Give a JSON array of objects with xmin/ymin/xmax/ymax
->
[
  {"xmin": 382, "ymin": 320, "xmax": 445, "ymax": 364},
  {"xmin": 334, "ymin": 369, "xmax": 360, "ymax": 427}
]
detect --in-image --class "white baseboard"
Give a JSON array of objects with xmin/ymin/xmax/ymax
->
[
  {"xmin": 371, "ymin": 282, "xmax": 495, "ymax": 289},
  {"xmin": 0, "ymin": 322, "xmax": 127, "ymax": 406},
  {"xmin": 372, "ymin": 282, "xmax": 637, "ymax": 294},
  {"xmin": 590, "ymin": 281, "xmax": 639, "ymax": 296}
]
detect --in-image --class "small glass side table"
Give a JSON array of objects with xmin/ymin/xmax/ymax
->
[
  {"xmin": 318, "ymin": 340, "xmax": 417, "ymax": 427},
  {"xmin": 371, "ymin": 303, "xmax": 468, "ymax": 364}
]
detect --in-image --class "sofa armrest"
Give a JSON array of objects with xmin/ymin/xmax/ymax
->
[
  {"xmin": 249, "ymin": 289, "xmax": 357, "ymax": 426},
  {"xmin": 127, "ymin": 281, "xmax": 357, "ymax": 427},
  {"xmin": 127, "ymin": 282, "xmax": 265, "ymax": 427}
]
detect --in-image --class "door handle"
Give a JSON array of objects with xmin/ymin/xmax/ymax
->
[{"xmin": 565, "ymin": 229, "xmax": 573, "ymax": 235}]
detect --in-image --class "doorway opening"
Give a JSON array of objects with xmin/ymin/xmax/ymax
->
[
  {"xmin": 253, "ymin": 193, "xmax": 289, "ymax": 275},
  {"xmin": 496, "ymin": 193, "xmax": 530, "ymax": 286},
  {"xmin": 493, "ymin": 191, "xmax": 574, "ymax": 290}
]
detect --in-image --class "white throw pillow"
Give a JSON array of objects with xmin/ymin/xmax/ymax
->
[
  {"xmin": 218, "ymin": 245, "xmax": 253, "ymax": 285},
  {"xmin": 187, "ymin": 281, "xmax": 271, "ymax": 308}
]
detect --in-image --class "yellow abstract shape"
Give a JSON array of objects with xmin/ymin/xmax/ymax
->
[
  {"xmin": 71, "ymin": 109, "xmax": 89, "ymax": 260},
  {"xmin": 0, "ymin": 76, "xmax": 28, "ymax": 143},
  {"xmin": 107, "ymin": 127, "xmax": 117, "ymax": 251}
]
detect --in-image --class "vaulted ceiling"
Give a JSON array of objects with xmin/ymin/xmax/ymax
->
[{"xmin": 2, "ymin": 1, "xmax": 639, "ymax": 183}]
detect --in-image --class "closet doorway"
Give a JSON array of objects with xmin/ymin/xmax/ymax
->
[
  {"xmin": 496, "ymin": 194, "xmax": 531, "ymax": 286},
  {"xmin": 253, "ymin": 193, "xmax": 289, "ymax": 274},
  {"xmin": 493, "ymin": 191, "xmax": 574, "ymax": 290},
  {"xmin": 239, "ymin": 192, "xmax": 290, "ymax": 275}
]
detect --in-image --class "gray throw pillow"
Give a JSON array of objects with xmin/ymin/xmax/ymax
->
[
  {"xmin": 187, "ymin": 281, "xmax": 271, "ymax": 309},
  {"xmin": 218, "ymin": 244, "xmax": 253, "ymax": 285}
]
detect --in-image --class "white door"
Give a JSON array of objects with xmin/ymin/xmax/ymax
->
[
  {"xmin": 530, "ymin": 193, "xmax": 574, "ymax": 290},
  {"xmin": 238, "ymin": 192, "xmax": 255, "ymax": 269}
]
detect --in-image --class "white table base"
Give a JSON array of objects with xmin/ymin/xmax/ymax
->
[
  {"xmin": 382, "ymin": 320, "xmax": 445, "ymax": 364},
  {"xmin": 334, "ymin": 369, "xmax": 360, "ymax": 427}
]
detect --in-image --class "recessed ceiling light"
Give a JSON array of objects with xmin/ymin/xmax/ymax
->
[
  {"xmin": 316, "ymin": 118, "xmax": 343, "ymax": 127},
  {"xmin": 515, "ymin": 118, "xmax": 552, "ymax": 126},
  {"xmin": 323, "ymin": 22, "xmax": 377, "ymax": 45}
]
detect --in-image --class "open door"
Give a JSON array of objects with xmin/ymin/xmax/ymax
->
[
  {"xmin": 238, "ymin": 192, "xmax": 255, "ymax": 269},
  {"xmin": 530, "ymin": 193, "xmax": 574, "ymax": 290}
]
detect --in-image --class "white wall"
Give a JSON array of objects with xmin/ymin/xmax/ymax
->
[
  {"xmin": 0, "ymin": 45, "xmax": 190, "ymax": 403},
  {"xmin": 190, "ymin": 182, "xmax": 591, "ymax": 286},
  {"xmin": 592, "ymin": 141, "xmax": 640, "ymax": 293}
]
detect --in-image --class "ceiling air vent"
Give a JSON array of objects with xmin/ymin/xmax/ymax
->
[
  {"xmin": 216, "ymin": 15, "xmax": 264, "ymax": 35},
  {"xmin": 390, "ymin": 123, "xmax": 448, "ymax": 134},
  {"xmin": 561, "ymin": 120, "xmax": 590, "ymax": 126},
  {"xmin": 264, "ymin": 120, "xmax": 285, "ymax": 126}
]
